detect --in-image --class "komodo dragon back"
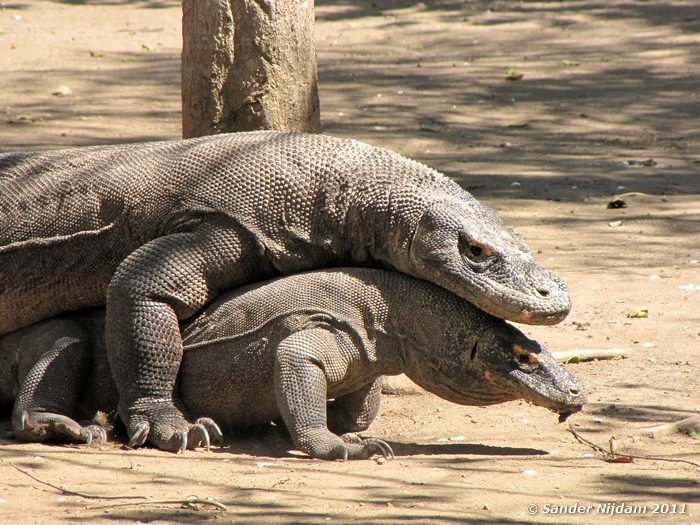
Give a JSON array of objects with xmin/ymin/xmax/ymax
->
[{"xmin": 0, "ymin": 131, "xmax": 571, "ymax": 452}]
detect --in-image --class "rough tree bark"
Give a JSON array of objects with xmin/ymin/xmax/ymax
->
[{"xmin": 181, "ymin": 0, "xmax": 321, "ymax": 138}]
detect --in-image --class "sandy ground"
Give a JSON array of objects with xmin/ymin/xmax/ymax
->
[{"xmin": 0, "ymin": 1, "xmax": 698, "ymax": 523}]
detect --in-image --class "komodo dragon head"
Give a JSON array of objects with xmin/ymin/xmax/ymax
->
[
  {"xmin": 401, "ymin": 313, "xmax": 586, "ymax": 420},
  {"xmin": 405, "ymin": 197, "xmax": 571, "ymax": 325}
]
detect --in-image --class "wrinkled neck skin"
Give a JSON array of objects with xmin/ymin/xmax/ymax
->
[
  {"xmin": 369, "ymin": 277, "xmax": 501, "ymax": 405},
  {"xmin": 344, "ymin": 180, "xmax": 421, "ymax": 274},
  {"xmin": 387, "ymin": 314, "xmax": 501, "ymax": 407}
]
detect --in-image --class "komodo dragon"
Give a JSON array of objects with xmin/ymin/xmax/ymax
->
[
  {"xmin": 1, "ymin": 269, "xmax": 585, "ymax": 460},
  {"xmin": 0, "ymin": 131, "xmax": 571, "ymax": 452}
]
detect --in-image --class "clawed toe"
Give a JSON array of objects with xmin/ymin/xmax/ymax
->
[
  {"xmin": 365, "ymin": 438, "xmax": 394, "ymax": 459},
  {"xmin": 340, "ymin": 433, "xmax": 394, "ymax": 460},
  {"xmin": 196, "ymin": 418, "xmax": 224, "ymax": 447},
  {"xmin": 127, "ymin": 421, "xmax": 150, "ymax": 448},
  {"xmin": 83, "ymin": 425, "xmax": 108, "ymax": 447},
  {"xmin": 187, "ymin": 424, "xmax": 210, "ymax": 451}
]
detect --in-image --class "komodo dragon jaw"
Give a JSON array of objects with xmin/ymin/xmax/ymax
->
[{"xmin": 407, "ymin": 200, "xmax": 571, "ymax": 326}]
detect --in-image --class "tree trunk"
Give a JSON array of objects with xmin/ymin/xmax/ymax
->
[{"xmin": 181, "ymin": 0, "xmax": 320, "ymax": 138}]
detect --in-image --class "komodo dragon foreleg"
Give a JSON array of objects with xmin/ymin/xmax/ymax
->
[
  {"xmin": 106, "ymin": 219, "xmax": 270, "ymax": 452},
  {"xmin": 274, "ymin": 329, "xmax": 393, "ymax": 460},
  {"xmin": 12, "ymin": 324, "xmax": 106, "ymax": 445}
]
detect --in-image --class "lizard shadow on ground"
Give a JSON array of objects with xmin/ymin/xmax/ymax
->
[
  {"xmin": 2, "ymin": 418, "xmax": 550, "ymax": 458},
  {"xmin": 387, "ymin": 441, "xmax": 549, "ymax": 457}
]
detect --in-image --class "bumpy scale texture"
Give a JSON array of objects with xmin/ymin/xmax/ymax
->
[
  {"xmin": 0, "ymin": 131, "xmax": 571, "ymax": 451},
  {"xmin": 1, "ymin": 269, "xmax": 585, "ymax": 460}
]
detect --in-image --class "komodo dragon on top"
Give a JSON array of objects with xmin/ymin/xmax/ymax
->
[
  {"xmin": 0, "ymin": 131, "xmax": 571, "ymax": 452},
  {"xmin": 1, "ymin": 269, "xmax": 585, "ymax": 460}
]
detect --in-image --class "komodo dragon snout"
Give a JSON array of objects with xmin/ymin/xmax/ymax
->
[
  {"xmin": 408, "ymin": 200, "xmax": 571, "ymax": 326},
  {"xmin": 404, "ymin": 319, "xmax": 586, "ymax": 420}
]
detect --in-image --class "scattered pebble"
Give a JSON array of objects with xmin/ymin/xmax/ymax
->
[
  {"xmin": 548, "ymin": 450, "xmax": 559, "ymax": 455},
  {"xmin": 641, "ymin": 342, "xmax": 655, "ymax": 348},
  {"xmin": 679, "ymin": 284, "xmax": 698, "ymax": 293},
  {"xmin": 608, "ymin": 220, "xmax": 623, "ymax": 227},
  {"xmin": 375, "ymin": 457, "xmax": 386, "ymax": 465},
  {"xmin": 483, "ymin": 504, "xmax": 491, "ymax": 511},
  {"xmin": 582, "ymin": 453, "xmax": 596, "ymax": 458},
  {"xmin": 521, "ymin": 419, "xmax": 530, "ymax": 425},
  {"xmin": 510, "ymin": 181, "xmax": 521, "ymax": 188},
  {"xmin": 522, "ymin": 469, "xmax": 537, "ymax": 476},
  {"xmin": 572, "ymin": 320, "xmax": 590, "ymax": 331},
  {"xmin": 649, "ymin": 274, "xmax": 660, "ymax": 280},
  {"xmin": 593, "ymin": 418, "xmax": 603, "ymax": 424},
  {"xmin": 0, "ymin": 499, "xmax": 6, "ymax": 504},
  {"xmin": 449, "ymin": 436, "xmax": 466, "ymax": 441},
  {"xmin": 52, "ymin": 85, "xmax": 72, "ymax": 97},
  {"xmin": 256, "ymin": 462, "xmax": 277, "ymax": 468},
  {"xmin": 619, "ymin": 159, "xmax": 661, "ymax": 168},
  {"xmin": 607, "ymin": 196, "xmax": 627, "ymax": 209}
]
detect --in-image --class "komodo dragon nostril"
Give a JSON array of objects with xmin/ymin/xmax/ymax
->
[
  {"xmin": 569, "ymin": 387, "xmax": 580, "ymax": 396},
  {"xmin": 536, "ymin": 287, "xmax": 550, "ymax": 297}
]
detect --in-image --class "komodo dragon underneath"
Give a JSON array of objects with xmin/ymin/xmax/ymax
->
[
  {"xmin": 1, "ymin": 269, "xmax": 585, "ymax": 460},
  {"xmin": 0, "ymin": 131, "xmax": 572, "ymax": 452}
]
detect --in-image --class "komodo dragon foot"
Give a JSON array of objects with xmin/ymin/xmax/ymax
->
[
  {"xmin": 124, "ymin": 402, "xmax": 223, "ymax": 453},
  {"xmin": 340, "ymin": 433, "xmax": 394, "ymax": 461},
  {"xmin": 16, "ymin": 410, "xmax": 107, "ymax": 446}
]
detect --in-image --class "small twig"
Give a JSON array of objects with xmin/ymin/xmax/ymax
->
[
  {"xmin": 86, "ymin": 496, "xmax": 227, "ymax": 511},
  {"xmin": 11, "ymin": 462, "xmax": 146, "ymax": 500},
  {"xmin": 567, "ymin": 424, "xmax": 700, "ymax": 468},
  {"xmin": 642, "ymin": 415, "xmax": 700, "ymax": 437},
  {"xmin": 552, "ymin": 348, "xmax": 628, "ymax": 363}
]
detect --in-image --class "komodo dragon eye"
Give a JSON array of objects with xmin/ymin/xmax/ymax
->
[
  {"xmin": 513, "ymin": 345, "xmax": 539, "ymax": 372},
  {"xmin": 458, "ymin": 233, "xmax": 491, "ymax": 264}
]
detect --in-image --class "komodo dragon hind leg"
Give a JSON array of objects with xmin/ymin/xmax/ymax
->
[
  {"xmin": 12, "ymin": 329, "xmax": 107, "ymax": 446},
  {"xmin": 274, "ymin": 329, "xmax": 393, "ymax": 460}
]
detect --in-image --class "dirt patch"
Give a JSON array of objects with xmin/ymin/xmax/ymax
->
[{"xmin": 0, "ymin": 1, "xmax": 698, "ymax": 523}]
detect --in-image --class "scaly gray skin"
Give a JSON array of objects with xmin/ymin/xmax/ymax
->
[
  {"xmin": 0, "ymin": 131, "xmax": 571, "ymax": 452},
  {"xmin": 2, "ymin": 269, "xmax": 585, "ymax": 460}
]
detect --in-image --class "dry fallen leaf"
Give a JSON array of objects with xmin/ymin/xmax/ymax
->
[{"xmin": 505, "ymin": 67, "xmax": 524, "ymax": 81}]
